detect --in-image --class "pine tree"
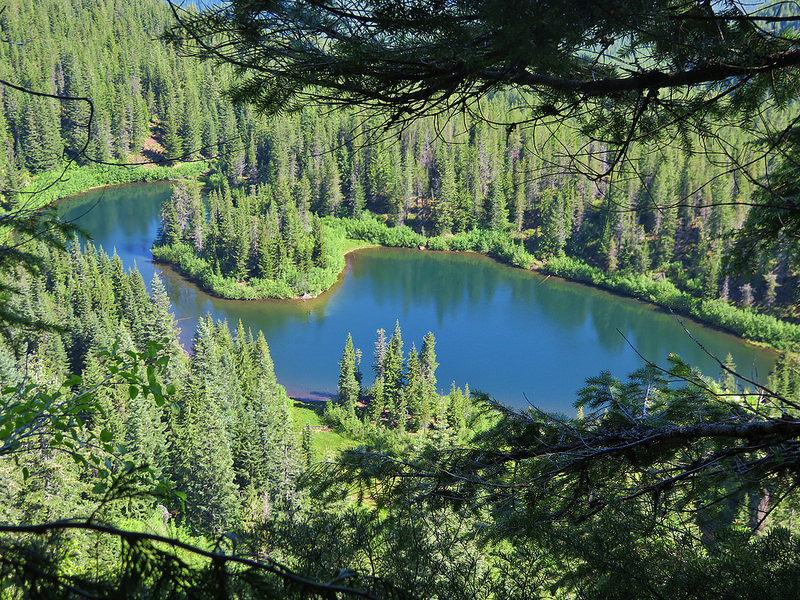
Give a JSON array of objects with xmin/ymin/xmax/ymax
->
[
  {"xmin": 419, "ymin": 332, "xmax": 438, "ymax": 431},
  {"xmin": 19, "ymin": 97, "xmax": 63, "ymax": 173},
  {"xmin": 369, "ymin": 376, "xmax": 385, "ymax": 425},
  {"xmin": 311, "ymin": 213, "xmax": 327, "ymax": 268},
  {"xmin": 537, "ymin": 187, "xmax": 569, "ymax": 258},
  {"xmin": 125, "ymin": 375, "xmax": 171, "ymax": 480},
  {"xmin": 367, "ymin": 328, "xmax": 388, "ymax": 423},
  {"xmin": 176, "ymin": 317, "xmax": 240, "ymax": 532},
  {"xmin": 157, "ymin": 199, "xmax": 181, "ymax": 247},
  {"xmin": 320, "ymin": 153, "xmax": 343, "ymax": 216},
  {"xmin": 404, "ymin": 343, "xmax": 424, "ymax": 431},
  {"xmin": 433, "ymin": 150, "xmax": 457, "ymax": 235},
  {"xmin": 121, "ymin": 270, "xmax": 152, "ymax": 349},
  {"xmin": 237, "ymin": 330, "xmax": 296, "ymax": 514},
  {"xmin": 383, "ymin": 321, "xmax": 405, "ymax": 427},
  {"xmin": 180, "ymin": 398, "xmax": 239, "ymax": 532},
  {"xmin": 445, "ymin": 382, "xmax": 467, "ymax": 433},
  {"xmin": 721, "ymin": 354, "xmax": 738, "ymax": 394},
  {"xmin": 161, "ymin": 92, "xmax": 184, "ymax": 161},
  {"xmin": 338, "ymin": 333, "xmax": 360, "ymax": 419},
  {"xmin": 301, "ymin": 423, "xmax": 314, "ymax": 470},
  {"xmin": 486, "ymin": 178, "xmax": 509, "ymax": 232},
  {"xmin": 767, "ymin": 349, "xmax": 800, "ymax": 404},
  {"xmin": 350, "ymin": 176, "xmax": 366, "ymax": 218}
]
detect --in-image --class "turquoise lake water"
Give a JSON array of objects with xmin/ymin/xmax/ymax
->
[{"xmin": 60, "ymin": 181, "xmax": 775, "ymax": 413}]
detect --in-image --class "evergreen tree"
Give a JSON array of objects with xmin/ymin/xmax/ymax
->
[
  {"xmin": 301, "ymin": 423, "xmax": 314, "ymax": 470},
  {"xmin": 382, "ymin": 321, "xmax": 405, "ymax": 427},
  {"xmin": 242, "ymin": 330, "xmax": 296, "ymax": 512},
  {"xmin": 369, "ymin": 376, "xmax": 385, "ymax": 425},
  {"xmin": 404, "ymin": 343, "xmax": 424, "ymax": 431},
  {"xmin": 161, "ymin": 93, "xmax": 184, "ymax": 161},
  {"xmin": 445, "ymin": 382, "xmax": 467, "ymax": 433},
  {"xmin": 368, "ymin": 327, "xmax": 388, "ymax": 423},
  {"xmin": 537, "ymin": 187, "xmax": 569, "ymax": 257},
  {"xmin": 486, "ymin": 179, "xmax": 509, "ymax": 232},
  {"xmin": 176, "ymin": 317, "xmax": 239, "ymax": 532},
  {"xmin": 350, "ymin": 176, "xmax": 366, "ymax": 218},
  {"xmin": 767, "ymin": 349, "xmax": 800, "ymax": 405},
  {"xmin": 157, "ymin": 200, "xmax": 181, "ymax": 247},
  {"xmin": 419, "ymin": 331, "xmax": 438, "ymax": 431},
  {"xmin": 145, "ymin": 274, "xmax": 184, "ymax": 380},
  {"xmin": 338, "ymin": 333, "xmax": 360, "ymax": 419},
  {"xmin": 311, "ymin": 214, "xmax": 327, "ymax": 268},
  {"xmin": 125, "ymin": 376, "xmax": 172, "ymax": 480}
]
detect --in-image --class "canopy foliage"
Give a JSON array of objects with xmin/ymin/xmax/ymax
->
[{"xmin": 166, "ymin": 0, "xmax": 800, "ymax": 174}]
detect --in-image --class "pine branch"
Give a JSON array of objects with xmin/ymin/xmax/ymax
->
[{"xmin": 0, "ymin": 520, "xmax": 385, "ymax": 599}]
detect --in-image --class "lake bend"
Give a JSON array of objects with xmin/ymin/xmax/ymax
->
[{"xmin": 59, "ymin": 181, "xmax": 776, "ymax": 414}]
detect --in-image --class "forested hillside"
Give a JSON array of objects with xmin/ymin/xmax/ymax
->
[
  {"xmin": 150, "ymin": 95, "xmax": 797, "ymax": 312},
  {"xmin": 2, "ymin": 0, "xmax": 797, "ymax": 320},
  {"xmin": 0, "ymin": 0, "xmax": 248, "ymax": 183},
  {"xmin": 0, "ymin": 236, "xmax": 298, "ymax": 525},
  {"xmin": 2, "ymin": 0, "xmax": 800, "ymax": 598}
]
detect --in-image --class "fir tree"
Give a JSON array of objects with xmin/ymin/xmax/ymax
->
[
  {"xmin": 383, "ymin": 321, "xmax": 405, "ymax": 427},
  {"xmin": 419, "ymin": 331, "xmax": 438, "ymax": 431},
  {"xmin": 404, "ymin": 343, "xmax": 424, "ymax": 431},
  {"xmin": 338, "ymin": 333, "xmax": 360, "ymax": 419},
  {"xmin": 176, "ymin": 317, "xmax": 240, "ymax": 532},
  {"xmin": 302, "ymin": 423, "xmax": 314, "ymax": 470},
  {"xmin": 368, "ymin": 328, "xmax": 388, "ymax": 424}
]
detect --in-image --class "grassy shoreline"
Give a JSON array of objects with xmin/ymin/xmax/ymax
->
[
  {"xmin": 159, "ymin": 214, "xmax": 800, "ymax": 351},
  {"xmin": 48, "ymin": 171, "xmax": 798, "ymax": 352},
  {"xmin": 539, "ymin": 256, "xmax": 800, "ymax": 351},
  {"xmin": 27, "ymin": 162, "xmax": 208, "ymax": 210}
]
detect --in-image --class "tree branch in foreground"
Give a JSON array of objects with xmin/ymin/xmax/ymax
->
[{"xmin": 0, "ymin": 520, "xmax": 387, "ymax": 599}]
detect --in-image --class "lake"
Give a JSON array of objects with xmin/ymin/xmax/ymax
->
[{"xmin": 59, "ymin": 181, "xmax": 776, "ymax": 413}]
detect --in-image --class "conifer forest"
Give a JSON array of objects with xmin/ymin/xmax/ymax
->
[{"xmin": 2, "ymin": 0, "xmax": 800, "ymax": 598}]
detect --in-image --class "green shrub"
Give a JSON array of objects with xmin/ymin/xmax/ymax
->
[{"xmin": 542, "ymin": 257, "xmax": 800, "ymax": 349}]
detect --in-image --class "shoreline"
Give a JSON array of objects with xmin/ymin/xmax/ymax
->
[
  {"xmin": 36, "ymin": 162, "xmax": 208, "ymax": 212},
  {"xmin": 150, "ymin": 237, "xmax": 381, "ymax": 303},
  {"xmin": 156, "ymin": 241, "xmax": 792, "ymax": 354},
  {"xmin": 54, "ymin": 176, "xmax": 798, "ymax": 353}
]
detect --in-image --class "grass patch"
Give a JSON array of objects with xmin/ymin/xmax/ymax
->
[
  {"xmin": 27, "ymin": 162, "xmax": 207, "ymax": 208},
  {"xmin": 342, "ymin": 238, "xmax": 379, "ymax": 254},
  {"xmin": 291, "ymin": 400, "xmax": 357, "ymax": 457}
]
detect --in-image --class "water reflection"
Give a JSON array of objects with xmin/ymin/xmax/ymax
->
[
  {"xmin": 350, "ymin": 248, "xmax": 507, "ymax": 328},
  {"xmin": 59, "ymin": 182, "xmax": 776, "ymax": 412}
]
